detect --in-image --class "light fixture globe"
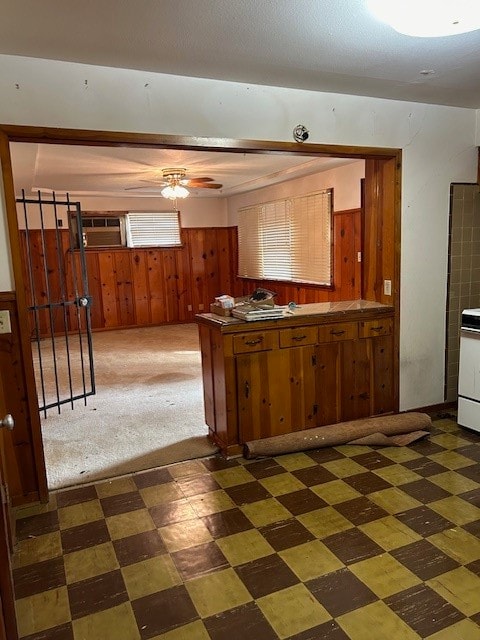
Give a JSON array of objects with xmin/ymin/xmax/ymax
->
[
  {"xmin": 161, "ymin": 184, "xmax": 189, "ymax": 200},
  {"xmin": 367, "ymin": 0, "xmax": 480, "ymax": 37}
]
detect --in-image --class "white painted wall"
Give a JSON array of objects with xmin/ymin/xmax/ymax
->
[
  {"xmin": 0, "ymin": 54, "xmax": 478, "ymax": 411},
  {"xmin": 16, "ymin": 195, "xmax": 228, "ymax": 229},
  {"xmin": 227, "ymin": 161, "xmax": 365, "ymax": 225}
]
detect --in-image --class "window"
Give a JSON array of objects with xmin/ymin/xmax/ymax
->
[
  {"xmin": 125, "ymin": 211, "xmax": 181, "ymax": 248},
  {"xmin": 238, "ymin": 189, "xmax": 332, "ymax": 286}
]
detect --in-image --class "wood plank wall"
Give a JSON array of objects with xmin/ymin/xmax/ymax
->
[{"xmin": 20, "ymin": 212, "xmax": 361, "ymax": 335}]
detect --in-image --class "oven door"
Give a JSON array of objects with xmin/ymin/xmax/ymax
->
[{"xmin": 458, "ymin": 329, "xmax": 480, "ymax": 402}]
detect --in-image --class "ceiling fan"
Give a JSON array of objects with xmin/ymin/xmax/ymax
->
[{"xmin": 125, "ymin": 167, "xmax": 223, "ymax": 199}]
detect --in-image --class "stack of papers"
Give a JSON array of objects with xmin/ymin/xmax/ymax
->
[{"xmin": 232, "ymin": 304, "xmax": 286, "ymax": 321}]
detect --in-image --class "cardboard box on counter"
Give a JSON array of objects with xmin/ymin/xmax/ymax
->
[{"xmin": 210, "ymin": 303, "xmax": 232, "ymax": 317}]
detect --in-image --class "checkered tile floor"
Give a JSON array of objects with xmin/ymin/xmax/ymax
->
[{"xmin": 12, "ymin": 416, "xmax": 480, "ymax": 639}]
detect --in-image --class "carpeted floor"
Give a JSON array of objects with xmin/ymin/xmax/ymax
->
[{"xmin": 37, "ymin": 324, "xmax": 218, "ymax": 490}]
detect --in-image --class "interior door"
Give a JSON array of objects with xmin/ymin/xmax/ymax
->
[{"xmin": 0, "ymin": 367, "xmax": 19, "ymax": 640}]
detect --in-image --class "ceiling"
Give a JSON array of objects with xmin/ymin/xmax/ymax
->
[
  {"xmin": 5, "ymin": 1, "xmax": 478, "ymax": 199},
  {"xmin": 1, "ymin": 0, "xmax": 480, "ymax": 109},
  {"xmin": 10, "ymin": 143, "xmax": 359, "ymax": 199}
]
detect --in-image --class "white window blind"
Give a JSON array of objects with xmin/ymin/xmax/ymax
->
[
  {"xmin": 238, "ymin": 189, "xmax": 332, "ymax": 286},
  {"xmin": 125, "ymin": 212, "xmax": 181, "ymax": 248}
]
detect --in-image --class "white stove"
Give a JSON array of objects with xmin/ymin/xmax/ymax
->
[{"xmin": 457, "ymin": 308, "xmax": 480, "ymax": 432}]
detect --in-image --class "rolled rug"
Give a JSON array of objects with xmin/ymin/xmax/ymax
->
[{"xmin": 244, "ymin": 412, "xmax": 432, "ymax": 458}]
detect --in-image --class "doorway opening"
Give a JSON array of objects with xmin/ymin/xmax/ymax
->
[{"xmin": 1, "ymin": 126, "xmax": 401, "ymax": 501}]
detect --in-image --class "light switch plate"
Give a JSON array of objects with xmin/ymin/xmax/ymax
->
[
  {"xmin": 384, "ymin": 280, "xmax": 392, "ymax": 296},
  {"xmin": 0, "ymin": 310, "xmax": 11, "ymax": 334}
]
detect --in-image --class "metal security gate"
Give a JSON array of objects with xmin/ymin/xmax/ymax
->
[{"xmin": 17, "ymin": 190, "xmax": 95, "ymax": 416}]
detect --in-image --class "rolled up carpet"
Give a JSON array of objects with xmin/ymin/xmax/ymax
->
[{"xmin": 244, "ymin": 412, "xmax": 432, "ymax": 459}]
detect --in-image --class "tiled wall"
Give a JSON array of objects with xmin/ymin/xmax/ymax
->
[{"xmin": 446, "ymin": 183, "xmax": 480, "ymax": 402}]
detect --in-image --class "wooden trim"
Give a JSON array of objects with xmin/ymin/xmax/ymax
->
[
  {"xmin": 0, "ymin": 124, "xmax": 401, "ymax": 159},
  {"xmin": 411, "ymin": 402, "xmax": 457, "ymax": 416},
  {"xmin": 0, "ymin": 293, "xmax": 15, "ymax": 303},
  {"xmin": 0, "ymin": 134, "xmax": 48, "ymax": 503}
]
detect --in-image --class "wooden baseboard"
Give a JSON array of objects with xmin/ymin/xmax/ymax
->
[{"xmin": 406, "ymin": 402, "xmax": 457, "ymax": 418}]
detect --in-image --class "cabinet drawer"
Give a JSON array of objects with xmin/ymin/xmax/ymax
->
[
  {"xmin": 359, "ymin": 318, "xmax": 393, "ymax": 338},
  {"xmin": 233, "ymin": 331, "xmax": 278, "ymax": 354},
  {"xmin": 279, "ymin": 326, "xmax": 318, "ymax": 348},
  {"xmin": 318, "ymin": 322, "xmax": 358, "ymax": 343}
]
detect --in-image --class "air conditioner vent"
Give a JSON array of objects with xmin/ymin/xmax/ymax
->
[{"xmin": 84, "ymin": 229, "xmax": 123, "ymax": 247}]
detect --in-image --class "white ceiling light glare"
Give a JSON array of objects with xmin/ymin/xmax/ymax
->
[
  {"xmin": 366, "ymin": 0, "xmax": 480, "ymax": 37},
  {"xmin": 160, "ymin": 184, "xmax": 189, "ymax": 200}
]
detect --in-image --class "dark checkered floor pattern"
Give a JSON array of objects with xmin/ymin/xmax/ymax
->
[{"xmin": 12, "ymin": 417, "xmax": 480, "ymax": 639}]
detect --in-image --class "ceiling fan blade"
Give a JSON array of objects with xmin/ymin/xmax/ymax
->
[
  {"xmin": 187, "ymin": 177, "xmax": 214, "ymax": 182},
  {"xmin": 191, "ymin": 182, "xmax": 223, "ymax": 189},
  {"xmin": 124, "ymin": 185, "xmax": 163, "ymax": 191}
]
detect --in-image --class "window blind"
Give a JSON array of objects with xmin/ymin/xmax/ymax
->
[
  {"xmin": 125, "ymin": 212, "xmax": 181, "ymax": 248},
  {"xmin": 237, "ymin": 189, "xmax": 332, "ymax": 286}
]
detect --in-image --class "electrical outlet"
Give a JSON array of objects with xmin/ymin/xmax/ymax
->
[
  {"xmin": 0, "ymin": 310, "xmax": 12, "ymax": 334},
  {"xmin": 187, "ymin": 304, "xmax": 193, "ymax": 311},
  {"xmin": 198, "ymin": 304, "xmax": 204, "ymax": 311},
  {"xmin": 384, "ymin": 279, "xmax": 392, "ymax": 296}
]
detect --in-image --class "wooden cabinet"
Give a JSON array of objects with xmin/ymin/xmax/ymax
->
[{"xmin": 197, "ymin": 305, "xmax": 396, "ymax": 456}]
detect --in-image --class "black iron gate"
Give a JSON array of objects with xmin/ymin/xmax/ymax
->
[{"xmin": 17, "ymin": 190, "xmax": 95, "ymax": 416}]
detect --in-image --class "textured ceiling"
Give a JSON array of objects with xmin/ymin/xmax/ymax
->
[
  {"xmin": 1, "ymin": 0, "xmax": 480, "ymax": 108},
  {"xmin": 10, "ymin": 143, "xmax": 358, "ymax": 198}
]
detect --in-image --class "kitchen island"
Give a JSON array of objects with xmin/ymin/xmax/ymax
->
[{"xmin": 196, "ymin": 300, "xmax": 396, "ymax": 456}]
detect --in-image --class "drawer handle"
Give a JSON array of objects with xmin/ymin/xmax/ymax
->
[
  {"xmin": 244, "ymin": 381, "xmax": 250, "ymax": 398},
  {"xmin": 292, "ymin": 334, "xmax": 307, "ymax": 341},
  {"xmin": 245, "ymin": 337, "xmax": 263, "ymax": 346},
  {"xmin": 330, "ymin": 329, "xmax": 346, "ymax": 336},
  {"xmin": 370, "ymin": 326, "xmax": 383, "ymax": 332}
]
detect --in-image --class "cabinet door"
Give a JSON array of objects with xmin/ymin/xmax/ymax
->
[
  {"xmin": 312, "ymin": 342, "xmax": 340, "ymax": 427},
  {"xmin": 340, "ymin": 339, "xmax": 371, "ymax": 421},
  {"xmin": 370, "ymin": 334, "xmax": 394, "ymax": 415},
  {"xmin": 236, "ymin": 346, "xmax": 315, "ymax": 443}
]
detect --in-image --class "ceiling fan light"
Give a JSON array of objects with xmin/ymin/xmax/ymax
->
[
  {"xmin": 366, "ymin": 0, "xmax": 480, "ymax": 37},
  {"xmin": 161, "ymin": 184, "xmax": 189, "ymax": 199}
]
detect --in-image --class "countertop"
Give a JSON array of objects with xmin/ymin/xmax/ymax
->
[{"xmin": 196, "ymin": 300, "xmax": 394, "ymax": 332}]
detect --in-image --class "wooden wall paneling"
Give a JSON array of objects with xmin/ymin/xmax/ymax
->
[
  {"xmin": 147, "ymin": 250, "xmax": 168, "ymax": 325},
  {"xmin": 354, "ymin": 206, "xmax": 363, "ymax": 299},
  {"xmin": 130, "ymin": 251, "xmax": 151, "ymax": 326},
  {"xmin": 363, "ymin": 158, "xmax": 397, "ymax": 304},
  {"xmin": 175, "ymin": 238, "xmax": 194, "ymax": 322},
  {"xmin": 84, "ymin": 251, "xmax": 104, "ymax": 330},
  {"xmin": 363, "ymin": 159, "xmax": 381, "ymax": 301},
  {"xmin": 162, "ymin": 250, "xmax": 179, "ymax": 323},
  {"xmin": 333, "ymin": 209, "xmax": 360, "ymax": 302},
  {"xmin": 229, "ymin": 228, "xmax": 243, "ymax": 298},
  {"xmin": 114, "ymin": 251, "xmax": 135, "ymax": 327},
  {"xmin": 97, "ymin": 252, "xmax": 120, "ymax": 328},
  {"xmin": 379, "ymin": 157, "xmax": 396, "ymax": 306},
  {"xmin": 215, "ymin": 228, "xmax": 231, "ymax": 297},
  {"xmin": 189, "ymin": 229, "xmax": 207, "ymax": 313},
  {"xmin": 29, "ymin": 230, "xmax": 49, "ymax": 336},
  {"xmin": 204, "ymin": 229, "xmax": 222, "ymax": 305}
]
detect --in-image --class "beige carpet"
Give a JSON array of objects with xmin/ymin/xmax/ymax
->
[{"xmin": 37, "ymin": 324, "xmax": 218, "ymax": 490}]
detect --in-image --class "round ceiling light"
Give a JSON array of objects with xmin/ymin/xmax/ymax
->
[{"xmin": 366, "ymin": 0, "xmax": 480, "ymax": 37}]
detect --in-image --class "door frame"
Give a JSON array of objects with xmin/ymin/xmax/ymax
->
[{"xmin": 0, "ymin": 124, "xmax": 402, "ymax": 503}]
